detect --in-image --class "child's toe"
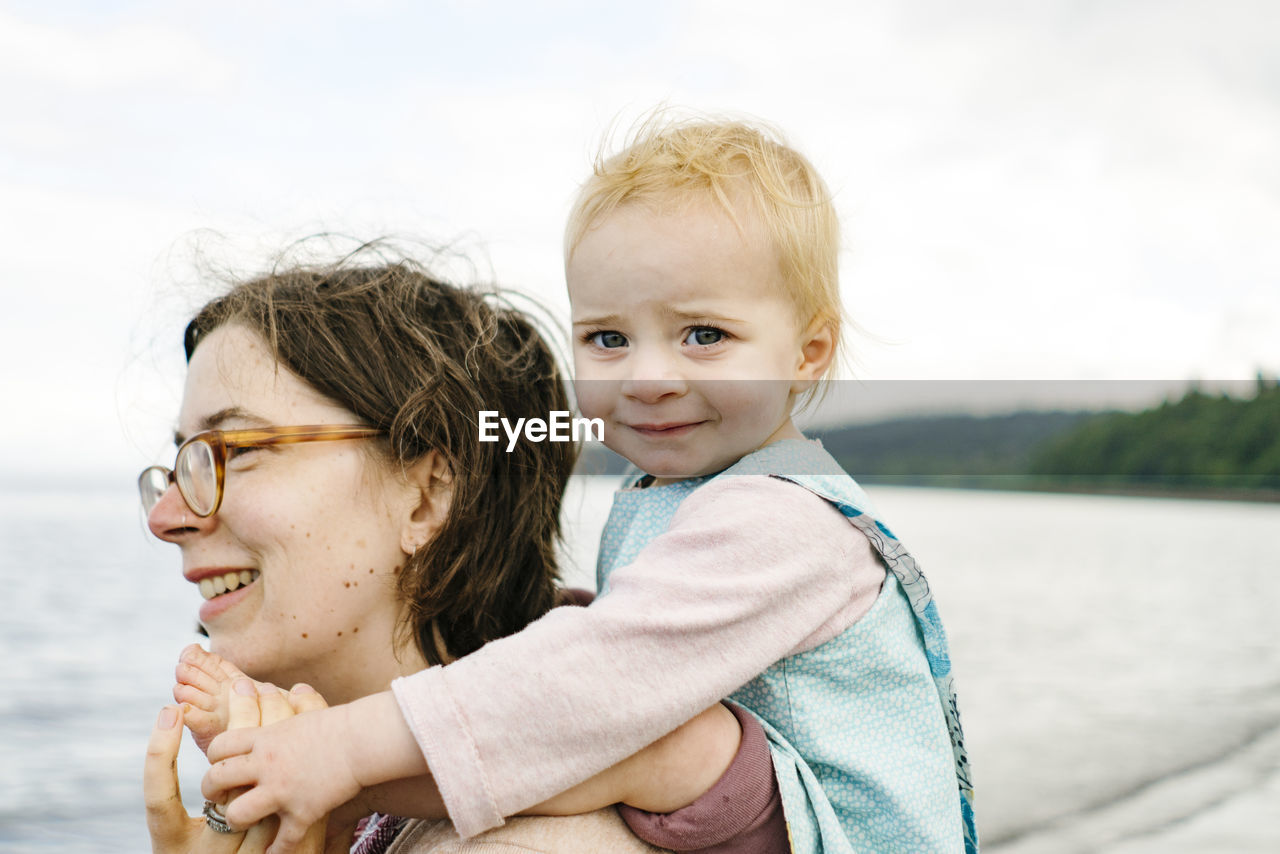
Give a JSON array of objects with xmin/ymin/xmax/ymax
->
[{"xmin": 173, "ymin": 681, "xmax": 217, "ymax": 710}]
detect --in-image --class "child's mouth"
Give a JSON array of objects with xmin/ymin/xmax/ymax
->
[
  {"xmin": 199, "ymin": 570, "xmax": 260, "ymax": 600},
  {"xmin": 629, "ymin": 422, "xmax": 703, "ymax": 438}
]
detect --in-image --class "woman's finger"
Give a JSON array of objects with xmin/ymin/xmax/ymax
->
[
  {"xmin": 198, "ymin": 800, "xmax": 252, "ymax": 854},
  {"xmin": 240, "ymin": 814, "xmax": 280, "ymax": 853},
  {"xmin": 144, "ymin": 704, "xmax": 248, "ymax": 853},
  {"xmin": 262, "ymin": 812, "xmax": 316, "ymax": 854},
  {"xmin": 227, "ymin": 678, "xmax": 262, "ymax": 730},
  {"xmin": 143, "ymin": 705, "xmax": 192, "ymax": 848}
]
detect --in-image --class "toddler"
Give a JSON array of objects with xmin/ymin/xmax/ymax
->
[{"xmin": 198, "ymin": 116, "xmax": 977, "ymax": 854}]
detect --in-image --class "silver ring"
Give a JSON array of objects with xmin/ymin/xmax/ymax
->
[{"xmin": 203, "ymin": 800, "xmax": 235, "ymax": 834}]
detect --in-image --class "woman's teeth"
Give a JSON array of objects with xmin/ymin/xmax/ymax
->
[{"xmin": 199, "ymin": 570, "xmax": 259, "ymax": 601}]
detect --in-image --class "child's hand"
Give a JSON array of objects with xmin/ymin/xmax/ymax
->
[
  {"xmin": 145, "ymin": 679, "xmax": 327, "ymax": 854},
  {"xmin": 146, "ymin": 702, "xmax": 279, "ymax": 853},
  {"xmin": 203, "ymin": 688, "xmax": 363, "ymax": 854}
]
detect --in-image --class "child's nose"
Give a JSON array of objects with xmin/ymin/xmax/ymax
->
[{"xmin": 621, "ymin": 348, "xmax": 688, "ymax": 403}]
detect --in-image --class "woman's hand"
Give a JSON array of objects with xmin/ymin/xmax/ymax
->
[
  {"xmin": 202, "ymin": 690, "xmax": 428, "ymax": 854},
  {"xmin": 144, "ymin": 681, "xmax": 328, "ymax": 853}
]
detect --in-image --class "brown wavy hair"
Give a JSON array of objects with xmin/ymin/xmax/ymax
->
[{"xmin": 184, "ymin": 249, "xmax": 576, "ymax": 665}]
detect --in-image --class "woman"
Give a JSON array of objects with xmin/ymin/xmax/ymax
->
[{"xmin": 138, "ymin": 254, "xmax": 688, "ymax": 852}]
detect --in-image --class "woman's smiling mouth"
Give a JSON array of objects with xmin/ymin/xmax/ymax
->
[
  {"xmin": 197, "ymin": 569, "xmax": 261, "ymax": 601},
  {"xmin": 193, "ymin": 569, "xmax": 261, "ymax": 623}
]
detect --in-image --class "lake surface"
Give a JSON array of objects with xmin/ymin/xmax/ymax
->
[{"xmin": 2, "ymin": 480, "xmax": 1277, "ymax": 852}]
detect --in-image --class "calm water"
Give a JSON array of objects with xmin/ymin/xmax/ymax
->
[{"xmin": 2, "ymin": 480, "xmax": 1278, "ymax": 852}]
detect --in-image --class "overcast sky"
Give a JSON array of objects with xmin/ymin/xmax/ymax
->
[{"xmin": 2, "ymin": 0, "xmax": 1277, "ymax": 481}]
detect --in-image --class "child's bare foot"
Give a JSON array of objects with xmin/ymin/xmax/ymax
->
[{"xmin": 173, "ymin": 643, "xmax": 248, "ymax": 754}]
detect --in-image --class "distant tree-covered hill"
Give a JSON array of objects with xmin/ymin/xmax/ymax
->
[
  {"xmin": 576, "ymin": 410, "xmax": 1095, "ymax": 479},
  {"xmin": 813, "ymin": 411, "xmax": 1091, "ymax": 478},
  {"xmin": 575, "ymin": 377, "xmax": 1280, "ymax": 498},
  {"xmin": 1030, "ymin": 378, "xmax": 1280, "ymax": 490}
]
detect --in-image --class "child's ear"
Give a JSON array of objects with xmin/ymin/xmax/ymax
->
[
  {"xmin": 399, "ymin": 450, "xmax": 454, "ymax": 556},
  {"xmin": 791, "ymin": 318, "xmax": 836, "ymax": 394}
]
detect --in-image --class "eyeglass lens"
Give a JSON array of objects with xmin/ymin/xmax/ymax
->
[
  {"xmin": 139, "ymin": 467, "xmax": 170, "ymax": 514},
  {"xmin": 138, "ymin": 439, "xmax": 219, "ymax": 517},
  {"xmin": 176, "ymin": 440, "xmax": 218, "ymax": 516}
]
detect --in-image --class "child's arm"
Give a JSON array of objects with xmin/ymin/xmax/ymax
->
[
  {"xmin": 325, "ymin": 701, "xmax": 790, "ymax": 854},
  {"xmin": 204, "ymin": 694, "xmax": 743, "ymax": 852},
  {"xmin": 392, "ymin": 476, "xmax": 872, "ymax": 836},
  {"xmin": 527, "ymin": 701, "xmax": 741, "ymax": 816},
  {"xmin": 193, "ymin": 638, "xmax": 779, "ymax": 853},
  {"xmin": 617, "ymin": 702, "xmax": 790, "ymax": 853},
  {"xmin": 206, "ymin": 697, "xmax": 789, "ymax": 854},
  {"xmin": 208, "ymin": 685, "xmax": 786, "ymax": 854},
  {"xmin": 183, "ymin": 644, "xmax": 746, "ymax": 846},
  {"xmin": 146, "ymin": 680, "xmax": 329, "ymax": 854},
  {"xmin": 209, "ymin": 477, "xmax": 873, "ymax": 847}
]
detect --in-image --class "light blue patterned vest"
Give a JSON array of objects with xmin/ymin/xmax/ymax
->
[{"xmin": 597, "ymin": 440, "xmax": 977, "ymax": 854}]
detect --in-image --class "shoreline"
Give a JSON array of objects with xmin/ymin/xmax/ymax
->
[{"xmin": 857, "ymin": 478, "xmax": 1280, "ymax": 504}]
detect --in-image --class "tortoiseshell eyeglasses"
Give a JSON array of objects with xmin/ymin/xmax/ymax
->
[{"xmin": 138, "ymin": 425, "xmax": 382, "ymax": 518}]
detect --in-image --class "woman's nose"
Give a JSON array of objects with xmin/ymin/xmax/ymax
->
[{"xmin": 146, "ymin": 483, "xmax": 208, "ymax": 542}]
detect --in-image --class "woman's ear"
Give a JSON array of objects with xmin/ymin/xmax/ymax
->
[
  {"xmin": 791, "ymin": 318, "xmax": 836, "ymax": 394},
  {"xmin": 399, "ymin": 450, "xmax": 453, "ymax": 556}
]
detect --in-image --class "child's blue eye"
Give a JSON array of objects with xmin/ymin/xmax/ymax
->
[
  {"xmin": 589, "ymin": 331, "xmax": 628, "ymax": 349},
  {"xmin": 684, "ymin": 327, "xmax": 725, "ymax": 346}
]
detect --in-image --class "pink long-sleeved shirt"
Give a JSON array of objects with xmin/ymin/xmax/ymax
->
[{"xmin": 391, "ymin": 474, "xmax": 885, "ymax": 839}]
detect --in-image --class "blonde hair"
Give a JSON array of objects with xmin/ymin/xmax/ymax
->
[{"xmin": 565, "ymin": 113, "xmax": 844, "ymax": 367}]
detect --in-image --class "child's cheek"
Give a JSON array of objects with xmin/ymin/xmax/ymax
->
[{"xmin": 573, "ymin": 379, "xmax": 616, "ymax": 421}]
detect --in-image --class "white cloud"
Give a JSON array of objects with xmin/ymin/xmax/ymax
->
[
  {"xmin": 2, "ymin": 0, "xmax": 1278, "ymax": 478},
  {"xmin": 0, "ymin": 11, "xmax": 234, "ymax": 93}
]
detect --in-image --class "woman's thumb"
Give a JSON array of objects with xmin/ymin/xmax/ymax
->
[{"xmin": 142, "ymin": 705, "xmax": 190, "ymax": 848}]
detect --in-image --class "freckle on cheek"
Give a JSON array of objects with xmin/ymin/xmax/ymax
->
[
  {"xmin": 353, "ymin": 627, "xmax": 359, "ymax": 633},
  {"xmin": 337, "ymin": 631, "xmax": 343, "ymax": 637},
  {"xmin": 301, "ymin": 633, "xmax": 308, "ymax": 639}
]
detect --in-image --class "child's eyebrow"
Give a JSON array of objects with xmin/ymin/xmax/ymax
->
[
  {"xmin": 661, "ymin": 306, "xmax": 747, "ymax": 325},
  {"xmin": 572, "ymin": 308, "xmax": 748, "ymax": 327},
  {"xmin": 572, "ymin": 313, "xmax": 624, "ymax": 328}
]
